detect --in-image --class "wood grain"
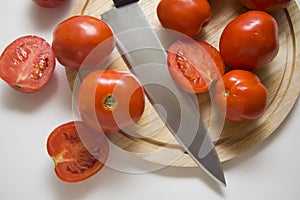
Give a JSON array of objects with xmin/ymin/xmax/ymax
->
[{"xmin": 65, "ymin": 0, "xmax": 300, "ymax": 166}]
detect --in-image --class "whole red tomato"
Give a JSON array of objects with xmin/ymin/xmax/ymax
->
[
  {"xmin": 52, "ymin": 15, "xmax": 115, "ymax": 69},
  {"xmin": 47, "ymin": 121, "xmax": 109, "ymax": 182},
  {"xmin": 33, "ymin": 0, "xmax": 68, "ymax": 8},
  {"xmin": 168, "ymin": 39, "xmax": 225, "ymax": 93},
  {"xmin": 214, "ymin": 70, "xmax": 268, "ymax": 123},
  {"xmin": 0, "ymin": 35, "xmax": 55, "ymax": 93},
  {"xmin": 77, "ymin": 70, "xmax": 145, "ymax": 133},
  {"xmin": 240, "ymin": 0, "xmax": 291, "ymax": 12},
  {"xmin": 157, "ymin": 0, "xmax": 211, "ymax": 37},
  {"xmin": 219, "ymin": 11, "xmax": 279, "ymax": 71}
]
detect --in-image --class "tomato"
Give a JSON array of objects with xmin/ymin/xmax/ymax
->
[
  {"xmin": 240, "ymin": 0, "xmax": 291, "ymax": 12},
  {"xmin": 33, "ymin": 0, "xmax": 68, "ymax": 8},
  {"xmin": 47, "ymin": 121, "xmax": 109, "ymax": 182},
  {"xmin": 167, "ymin": 39, "xmax": 225, "ymax": 94},
  {"xmin": 77, "ymin": 70, "xmax": 145, "ymax": 133},
  {"xmin": 219, "ymin": 11, "xmax": 279, "ymax": 71},
  {"xmin": 157, "ymin": 0, "xmax": 211, "ymax": 37},
  {"xmin": 52, "ymin": 15, "xmax": 115, "ymax": 69},
  {"xmin": 0, "ymin": 35, "xmax": 55, "ymax": 93},
  {"xmin": 214, "ymin": 70, "xmax": 268, "ymax": 123}
]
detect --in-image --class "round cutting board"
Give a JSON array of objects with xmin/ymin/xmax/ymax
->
[{"xmin": 65, "ymin": 0, "xmax": 300, "ymax": 167}]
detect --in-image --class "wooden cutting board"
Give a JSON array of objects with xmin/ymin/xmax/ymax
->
[{"xmin": 65, "ymin": 0, "xmax": 300, "ymax": 167}]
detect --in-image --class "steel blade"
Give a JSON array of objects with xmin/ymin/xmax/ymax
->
[{"xmin": 101, "ymin": 1, "xmax": 226, "ymax": 186}]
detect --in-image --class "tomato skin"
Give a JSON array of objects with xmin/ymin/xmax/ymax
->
[
  {"xmin": 214, "ymin": 70, "xmax": 268, "ymax": 123},
  {"xmin": 157, "ymin": 0, "xmax": 211, "ymax": 37},
  {"xmin": 167, "ymin": 39, "xmax": 225, "ymax": 94},
  {"xmin": 52, "ymin": 15, "xmax": 115, "ymax": 69},
  {"xmin": 33, "ymin": 0, "xmax": 67, "ymax": 8},
  {"xmin": 240, "ymin": 0, "xmax": 291, "ymax": 12},
  {"xmin": 77, "ymin": 70, "xmax": 145, "ymax": 133},
  {"xmin": 47, "ymin": 121, "xmax": 109, "ymax": 182},
  {"xmin": 0, "ymin": 35, "xmax": 55, "ymax": 93},
  {"xmin": 219, "ymin": 11, "xmax": 279, "ymax": 71}
]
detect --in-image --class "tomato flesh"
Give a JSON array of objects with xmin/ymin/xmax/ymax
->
[
  {"xmin": 77, "ymin": 70, "xmax": 145, "ymax": 133},
  {"xmin": 47, "ymin": 121, "xmax": 109, "ymax": 182},
  {"xmin": 0, "ymin": 35, "xmax": 55, "ymax": 93},
  {"xmin": 168, "ymin": 39, "xmax": 225, "ymax": 94}
]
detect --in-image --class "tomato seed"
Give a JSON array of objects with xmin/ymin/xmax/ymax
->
[
  {"xmin": 30, "ymin": 56, "xmax": 48, "ymax": 80},
  {"xmin": 176, "ymin": 53, "xmax": 202, "ymax": 84}
]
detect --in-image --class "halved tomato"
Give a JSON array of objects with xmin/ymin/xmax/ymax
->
[
  {"xmin": 167, "ymin": 39, "xmax": 225, "ymax": 94},
  {"xmin": 46, "ymin": 121, "xmax": 109, "ymax": 182},
  {"xmin": 0, "ymin": 35, "xmax": 56, "ymax": 93}
]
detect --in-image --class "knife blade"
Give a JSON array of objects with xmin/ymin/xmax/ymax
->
[{"xmin": 101, "ymin": 0, "xmax": 226, "ymax": 186}]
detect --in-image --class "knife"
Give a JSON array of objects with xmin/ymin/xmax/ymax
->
[{"xmin": 101, "ymin": 0, "xmax": 226, "ymax": 186}]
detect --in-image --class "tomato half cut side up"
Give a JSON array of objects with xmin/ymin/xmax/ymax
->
[
  {"xmin": 46, "ymin": 121, "xmax": 109, "ymax": 182},
  {"xmin": 0, "ymin": 35, "xmax": 56, "ymax": 93},
  {"xmin": 167, "ymin": 39, "xmax": 225, "ymax": 94}
]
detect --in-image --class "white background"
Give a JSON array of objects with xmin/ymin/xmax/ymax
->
[{"xmin": 1, "ymin": 0, "xmax": 300, "ymax": 199}]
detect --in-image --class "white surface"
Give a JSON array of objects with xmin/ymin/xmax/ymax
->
[{"xmin": 1, "ymin": 1, "xmax": 300, "ymax": 200}]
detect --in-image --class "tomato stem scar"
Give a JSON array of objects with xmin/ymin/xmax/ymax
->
[
  {"xmin": 52, "ymin": 149, "xmax": 70, "ymax": 165},
  {"xmin": 103, "ymin": 94, "xmax": 117, "ymax": 110},
  {"xmin": 223, "ymin": 90, "xmax": 230, "ymax": 97},
  {"xmin": 13, "ymin": 84, "xmax": 22, "ymax": 89}
]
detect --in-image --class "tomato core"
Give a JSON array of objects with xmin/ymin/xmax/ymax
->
[{"xmin": 52, "ymin": 132, "xmax": 101, "ymax": 175}]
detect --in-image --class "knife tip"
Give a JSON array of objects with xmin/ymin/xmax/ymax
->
[
  {"xmin": 211, "ymin": 170, "xmax": 227, "ymax": 187},
  {"xmin": 219, "ymin": 177, "xmax": 227, "ymax": 187}
]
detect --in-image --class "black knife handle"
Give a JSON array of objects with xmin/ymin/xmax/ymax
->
[{"xmin": 113, "ymin": 0, "xmax": 139, "ymax": 8}]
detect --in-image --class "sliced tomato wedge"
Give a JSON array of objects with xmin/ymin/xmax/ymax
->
[
  {"xmin": 167, "ymin": 39, "xmax": 225, "ymax": 94},
  {"xmin": 46, "ymin": 121, "xmax": 109, "ymax": 182},
  {"xmin": 0, "ymin": 35, "xmax": 56, "ymax": 93}
]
